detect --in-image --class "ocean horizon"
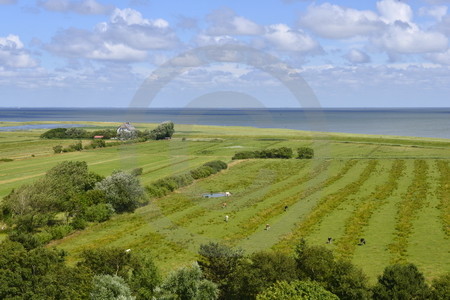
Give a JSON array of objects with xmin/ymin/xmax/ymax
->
[{"xmin": 1, "ymin": 107, "xmax": 449, "ymax": 139}]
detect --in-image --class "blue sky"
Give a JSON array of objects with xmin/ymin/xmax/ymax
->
[{"xmin": 0, "ymin": 0, "xmax": 449, "ymax": 108}]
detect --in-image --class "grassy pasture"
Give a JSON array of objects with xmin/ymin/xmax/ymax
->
[{"xmin": 1, "ymin": 121, "xmax": 449, "ymax": 282}]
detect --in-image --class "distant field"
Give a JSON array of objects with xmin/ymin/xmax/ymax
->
[{"xmin": 1, "ymin": 121, "xmax": 449, "ymax": 282}]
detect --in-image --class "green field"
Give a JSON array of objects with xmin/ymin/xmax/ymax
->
[{"xmin": 1, "ymin": 121, "xmax": 449, "ymax": 282}]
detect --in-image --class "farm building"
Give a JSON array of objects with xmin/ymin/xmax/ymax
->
[{"xmin": 117, "ymin": 122, "xmax": 137, "ymax": 140}]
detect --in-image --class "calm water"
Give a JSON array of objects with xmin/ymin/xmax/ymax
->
[{"xmin": 0, "ymin": 107, "xmax": 449, "ymax": 139}]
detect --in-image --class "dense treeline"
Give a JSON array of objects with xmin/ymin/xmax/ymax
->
[
  {"xmin": 1, "ymin": 238, "xmax": 447, "ymax": 299},
  {"xmin": 0, "ymin": 161, "xmax": 146, "ymax": 248},
  {"xmin": 146, "ymin": 160, "xmax": 228, "ymax": 198},
  {"xmin": 232, "ymin": 146, "xmax": 314, "ymax": 160},
  {"xmin": 41, "ymin": 121, "xmax": 175, "ymax": 141}
]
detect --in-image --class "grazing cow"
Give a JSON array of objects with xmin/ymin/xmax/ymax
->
[
  {"xmin": 265, "ymin": 224, "xmax": 271, "ymax": 230},
  {"xmin": 284, "ymin": 205, "xmax": 288, "ymax": 211},
  {"xmin": 225, "ymin": 215, "xmax": 229, "ymax": 222},
  {"xmin": 225, "ymin": 192, "xmax": 231, "ymax": 197},
  {"xmin": 327, "ymin": 237, "xmax": 333, "ymax": 244},
  {"xmin": 359, "ymin": 238, "xmax": 366, "ymax": 245}
]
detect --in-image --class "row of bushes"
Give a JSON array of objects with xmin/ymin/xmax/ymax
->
[
  {"xmin": 146, "ymin": 160, "xmax": 227, "ymax": 198},
  {"xmin": 232, "ymin": 147, "xmax": 314, "ymax": 160},
  {"xmin": 53, "ymin": 138, "xmax": 149, "ymax": 153},
  {"xmin": 41, "ymin": 127, "xmax": 117, "ymax": 139},
  {"xmin": 41, "ymin": 121, "xmax": 175, "ymax": 141}
]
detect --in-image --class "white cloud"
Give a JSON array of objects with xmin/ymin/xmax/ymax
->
[
  {"xmin": 37, "ymin": 0, "xmax": 114, "ymax": 15},
  {"xmin": 299, "ymin": 1, "xmax": 449, "ymax": 57},
  {"xmin": 264, "ymin": 24, "xmax": 321, "ymax": 53},
  {"xmin": 0, "ymin": 34, "xmax": 38, "ymax": 68},
  {"xmin": 377, "ymin": 0, "xmax": 413, "ymax": 23},
  {"xmin": 419, "ymin": 5, "xmax": 448, "ymax": 21},
  {"xmin": 427, "ymin": 49, "xmax": 450, "ymax": 64},
  {"xmin": 344, "ymin": 49, "xmax": 371, "ymax": 64},
  {"xmin": 299, "ymin": 3, "xmax": 382, "ymax": 39},
  {"xmin": 206, "ymin": 8, "xmax": 264, "ymax": 36},
  {"xmin": 110, "ymin": 7, "xmax": 168, "ymax": 27},
  {"xmin": 436, "ymin": 14, "xmax": 450, "ymax": 35},
  {"xmin": 374, "ymin": 21, "xmax": 448, "ymax": 54},
  {"xmin": 46, "ymin": 8, "xmax": 178, "ymax": 62},
  {"xmin": 87, "ymin": 43, "xmax": 147, "ymax": 61},
  {"xmin": 194, "ymin": 34, "xmax": 238, "ymax": 47}
]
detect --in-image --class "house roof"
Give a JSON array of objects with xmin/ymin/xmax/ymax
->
[{"xmin": 117, "ymin": 122, "xmax": 136, "ymax": 131}]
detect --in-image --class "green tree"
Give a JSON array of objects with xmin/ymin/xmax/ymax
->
[
  {"xmin": 429, "ymin": 273, "xmax": 450, "ymax": 300},
  {"xmin": 129, "ymin": 254, "xmax": 161, "ymax": 300},
  {"xmin": 150, "ymin": 121, "xmax": 175, "ymax": 140},
  {"xmin": 158, "ymin": 263, "xmax": 219, "ymax": 300},
  {"xmin": 95, "ymin": 171, "xmax": 146, "ymax": 213},
  {"xmin": 297, "ymin": 147, "xmax": 314, "ymax": 159},
  {"xmin": 294, "ymin": 239, "xmax": 334, "ymax": 283},
  {"xmin": 328, "ymin": 260, "xmax": 371, "ymax": 300},
  {"xmin": 229, "ymin": 251, "xmax": 297, "ymax": 299},
  {"xmin": 198, "ymin": 242, "xmax": 244, "ymax": 299},
  {"xmin": 0, "ymin": 240, "xmax": 92, "ymax": 299},
  {"xmin": 40, "ymin": 127, "xmax": 68, "ymax": 139},
  {"xmin": 91, "ymin": 274, "xmax": 134, "ymax": 300},
  {"xmin": 372, "ymin": 263, "xmax": 430, "ymax": 300},
  {"xmin": 256, "ymin": 280, "xmax": 338, "ymax": 300},
  {"xmin": 78, "ymin": 247, "xmax": 133, "ymax": 278}
]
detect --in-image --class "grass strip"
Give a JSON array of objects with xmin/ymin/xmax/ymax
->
[
  {"xmin": 388, "ymin": 160, "xmax": 429, "ymax": 263},
  {"xmin": 227, "ymin": 160, "xmax": 359, "ymax": 244},
  {"xmin": 274, "ymin": 160, "xmax": 379, "ymax": 252},
  {"xmin": 336, "ymin": 160, "xmax": 406, "ymax": 260},
  {"xmin": 436, "ymin": 160, "xmax": 449, "ymax": 237}
]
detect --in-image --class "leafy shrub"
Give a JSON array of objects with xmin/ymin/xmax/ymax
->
[
  {"xmin": 53, "ymin": 145, "xmax": 63, "ymax": 153},
  {"xmin": 70, "ymin": 217, "xmax": 88, "ymax": 230},
  {"xmin": 203, "ymin": 160, "xmax": 228, "ymax": 173},
  {"xmin": 84, "ymin": 203, "xmax": 115, "ymax": 222},
  {"xmin": 34, "ymin": 230, "xmax": 54, "ymax": 245},
  {"xmin": 0, "ymin": 158, "xmax": 14, "ymax": 162},
  {"xmin": 297, "ymin": 147, "xmax": 314, "ymax": 159},
  {"xmin": 232, "ymin": 147, "xmax": 293, "ymax": 160},
  {"xmin": 90, "ymin": 139, "xmax": 106, "ymax": 149},
  {"xmin": 190, "ymin": 166, "xmax": 215, "ymax": 179},
  {"xmin": 131, "ymin": 167, "xmax": 143, "ymax": 176},
  {"xmin": 8, "ymin": 231, "xmax": 42, "ymax": 250},
  {"xmin": 257, "ymin": 281, "xmax": 338, "ymax": 300},
  {"xmin": 40, "ymin": 128, "xmax": 68, "ymax": 139},
  {"xmin": 49, "ymin": 224, "xmax": 73, "ymax": 240},
  {"xmin": 95, "ymin": 171, "xmax": 146, "ymax": 213}
]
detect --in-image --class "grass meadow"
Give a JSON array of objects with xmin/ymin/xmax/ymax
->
[{"xmin": 1, "ymin": 121, "xmax": 449, "ymax": 282}]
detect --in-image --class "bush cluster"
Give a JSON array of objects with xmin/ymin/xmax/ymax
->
[
  {"xmin": 0, "ymin": 161, "xmax": 145, "ymax": 245},
  {"xmin": 232, "ymin": 147, "xmax": 293, "ymax": 160},
  {"xmin": 146, "ymin": 161, "xmax": 227, "ymax": 198},
  {"xmin": 41, "ymin": 127, "xmax": 117, "ymax": 139}
]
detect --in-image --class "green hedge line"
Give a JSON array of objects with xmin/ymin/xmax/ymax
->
[
  {"xmin": 232, "ymin": 147, "xmax": 293, "ymax": 160},
  {"xmin": 146, "ymin": 160, "xmax": 227, "ymax": 198}
]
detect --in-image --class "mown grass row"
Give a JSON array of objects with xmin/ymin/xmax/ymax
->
[
  {"xmin": 159, "ymin": 160, "xmax": 316, "ymax": 229},
  {"xmin": 236, "ymin": 160, "xmax": 331, "ymax": 209},
  {"xmin": 388, "ymin": 160, "xmax": 429, "ymax": 263},
  {"xmin": 222, "ymin": 161, "xmax": 335, "ymax": 242},
  {"xmin": 231, "ymin": 160, "xmax": 359, "ymax": 242},
  {"xmin": 335, "ymin": 160, "xmax": 406, "ymax": 260},
  {"xmin": 436, "ymin": 160, "xmax": 449, "ymax": 237},
  {"xmin": 274, "ymin": 160, "xmax": 379, "ymax": 252}
]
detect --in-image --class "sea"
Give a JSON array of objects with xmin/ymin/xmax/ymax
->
[{"xmin": 0, "ymin": 107, "xmax": 449, "ymax": 139}]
